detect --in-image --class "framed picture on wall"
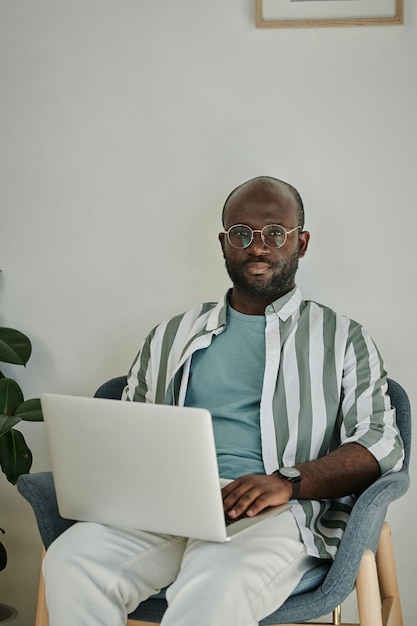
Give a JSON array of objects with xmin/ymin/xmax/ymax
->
[{"xmin": 255, "ymin": 0, "xmax": 404, "ymax": 28}]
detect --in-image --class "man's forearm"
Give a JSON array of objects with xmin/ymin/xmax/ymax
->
[
  {"xmin": 295, "ymin": 442, "xmax": 381, "ymax": 500},
  {"xmin": 222, "ymin": 442, "xmax": 381, "ymax": 519}
]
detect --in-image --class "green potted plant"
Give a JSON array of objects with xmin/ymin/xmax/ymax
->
[{"xmin": 0, "ymin": 326, "xmax": 43, "ymax": 572}]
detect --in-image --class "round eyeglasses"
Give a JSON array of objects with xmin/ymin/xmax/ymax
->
[{"xmin": 224, "ymin": 224, "xmax": 302, "ymax": 249}]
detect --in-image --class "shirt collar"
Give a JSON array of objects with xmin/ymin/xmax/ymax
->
[
  {"xmin": 266, "ymin": 286, "xmax": 302, "ymax": 321},
  {"xmin": 205, "ymin": 291, "xmax": 229, "ymax": 332},
  {"xmin": 206, "ymin": 287, "xmax": 302, "ymax": 330}
]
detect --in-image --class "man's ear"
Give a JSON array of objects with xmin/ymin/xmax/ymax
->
[
  {"xmin": 218, "ymin": 232, "xmax": 226, "ymax": 258},
  {"xmin": 298, "ymin": 230, "xmax": 310, "ymax": 259}
]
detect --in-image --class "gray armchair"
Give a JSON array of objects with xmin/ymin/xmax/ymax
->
[{"xmin": 17, "ymin": 377, "xmax": 410, "ymax": 626}]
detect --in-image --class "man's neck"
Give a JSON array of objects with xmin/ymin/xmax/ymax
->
[{"xmin": 228, "ymin": 285, "xmax": 294, "ymax": 316}]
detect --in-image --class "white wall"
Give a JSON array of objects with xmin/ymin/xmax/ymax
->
[{"xmin": 1, "ymin": 1, "xmax": 416, "ymax": 623}]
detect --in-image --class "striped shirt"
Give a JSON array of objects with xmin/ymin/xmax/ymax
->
[{"xmin": 125, "ymin": 287, "xmax": 404, "ymax": 558}]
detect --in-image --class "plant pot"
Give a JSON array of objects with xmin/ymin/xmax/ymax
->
[{"xmin": 0, "ymin": 605, "xmax": 17, "ymax": 623}]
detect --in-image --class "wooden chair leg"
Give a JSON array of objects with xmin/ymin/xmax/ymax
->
[
  {"xmin": 35, "ymin": 548, "xmax": 49, "ymax": 626},
  {"xmin": 355, "ymin": 548, "xmax": 383, "ymax": 626},
  {"xmin": 376, "ymin": 522, "xmax": 404, "ymax": 626},
  {"xmin": 332, "ymin": 605, "xmax": 342, "ymax": 625},
  {"xmin": 355, "ymin": 522, "xmax": 404, "ymax": 626}
]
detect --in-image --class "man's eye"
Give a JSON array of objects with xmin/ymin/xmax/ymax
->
[{"xmin": 267, "ymin": 228, "xmax": 284, "ymax": 237}]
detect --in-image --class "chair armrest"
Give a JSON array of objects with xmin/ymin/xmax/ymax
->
[
  {"xmin": 16, "ymin": 472, "xmax": 76, "ymax": 549},
  {"xmin": 320, "ymin": 468, "xmax": 409, "ymax": 598},
  {"xmin": 272, "ymin": 469, "xmax": 410, "ymax": 623}
]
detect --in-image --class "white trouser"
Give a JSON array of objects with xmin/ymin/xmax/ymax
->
[{"xmin": 44, "ymin": 507, "xmax": 317, "ymax": 626}]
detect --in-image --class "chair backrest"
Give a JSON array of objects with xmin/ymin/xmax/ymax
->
[
  {"xmin": 94, "ymin": 375, "xmax": 127, "ymax": 400},
  {"xmin": 387, "ymin": 378, "xmax": 411, "ymax": 470}
]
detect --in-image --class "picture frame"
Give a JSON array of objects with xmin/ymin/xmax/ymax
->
[{"xmin": 255, "ymin": 0, "xmax": 404, "ymax": 29}]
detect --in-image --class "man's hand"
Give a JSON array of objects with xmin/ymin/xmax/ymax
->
[{"xmin": 221, "ymin": 474, "xmax": 292, "ymax": 520}]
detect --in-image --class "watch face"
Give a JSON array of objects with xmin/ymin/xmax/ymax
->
[{"xmin": 280, "ymin": 467, "xmax": 301, "ymax": 480}]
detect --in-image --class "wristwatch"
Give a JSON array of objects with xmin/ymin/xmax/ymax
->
[{"xmin": 276, "ymin": 467, "xmax": 302, "ymax": 499}]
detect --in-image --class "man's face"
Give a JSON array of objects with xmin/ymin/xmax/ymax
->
[{"xmin": 219, "ymin": 182, "xmax": 309, "ymax": 305}]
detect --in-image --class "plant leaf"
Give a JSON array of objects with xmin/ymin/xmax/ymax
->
[
  {"xmin": 0, "ymin": 428, "xmax": 32, "ymax": 484},
  {"xmin": 15, "ymin": 398, "xmax": 43, "ymax": 422},
  {"xmin": 0, "ymin": 414, "xmax": 22, "ymax": 437},
  {"xmin": 0, "ymin": 540, "xmax": 7, "ymax": 571},
  {"xmin": 0, "ymin": 328, "xmax": 32, "ymax": 366},
  {"xmin": 0, "ymin": 378, "xmax": 24, "ymax": 417}
]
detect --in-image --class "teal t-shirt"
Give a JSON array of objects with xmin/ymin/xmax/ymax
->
[{"xmin": 184, "ymin": 305, "xmax": 266, "ymax": 479}]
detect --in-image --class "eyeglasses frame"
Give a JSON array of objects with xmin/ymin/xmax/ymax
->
[{"xmin": 223, "ymin": 224, "xmax": 302, "ymax": 249}]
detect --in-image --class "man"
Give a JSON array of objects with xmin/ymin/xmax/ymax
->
[{"xmin": 44, "ymin": 176, "xmax": 404, "ymax": 626}]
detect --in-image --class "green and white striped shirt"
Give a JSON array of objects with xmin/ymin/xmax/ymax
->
[{"xmin": 125, "ymin": 287, "xmax": 404, "ymax": 558}]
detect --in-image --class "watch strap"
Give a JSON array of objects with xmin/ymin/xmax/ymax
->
[{"xmin": 276, "ymin": 468, "xmax": 302, "ymax": 499}]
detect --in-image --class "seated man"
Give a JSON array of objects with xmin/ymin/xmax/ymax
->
[{"xmin": 43, "ymin": 175, "xmax": 404, "ymax": 626}]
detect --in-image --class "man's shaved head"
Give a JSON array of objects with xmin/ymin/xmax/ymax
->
[{"xmin": 222, "ymin": 176, "xmax": 305, "ymax": 229}]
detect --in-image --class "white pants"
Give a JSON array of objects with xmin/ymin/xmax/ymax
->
[{"xmin": 43, "ymin": 509, "xmax": 316, "ymax": 626}]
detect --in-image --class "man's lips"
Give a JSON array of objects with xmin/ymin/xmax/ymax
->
[{"xmin": 243, "ymin": 261, "xmax": 273, "ymax": 276}]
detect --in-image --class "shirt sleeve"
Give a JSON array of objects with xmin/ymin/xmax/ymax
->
[
  {"xmin": 123, "ymin": 328, "xmax": 156, "ymax": 403},
  {"xmin": 339, "ymin": 320, "xmax": 404, "ymax": 475}
]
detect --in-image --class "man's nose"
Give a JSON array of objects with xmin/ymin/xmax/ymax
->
[{"xmin": 249, "ymin": 231, "xmax": 269, "ymax": 255}]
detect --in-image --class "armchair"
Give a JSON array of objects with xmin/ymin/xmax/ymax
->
[{"xmin": 17, "ymin": 377, "xmax": 411, "ymax": 626}]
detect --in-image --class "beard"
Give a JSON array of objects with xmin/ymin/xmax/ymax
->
[{"xmin": 224, "ymin": 249, "xmax": 300, "ymax": 301}]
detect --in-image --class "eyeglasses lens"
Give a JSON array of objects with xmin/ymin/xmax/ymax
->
[
  {"xmin": 228, "ymin": 226, "xmax": 253, "ymax": 248},
  {"xmin": 262, "ymin": 225, "xmax": 286, "ymax": 248}
]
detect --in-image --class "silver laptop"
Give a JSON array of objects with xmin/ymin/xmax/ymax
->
[{"xmin": 41, "ymin": 393, "xmax": 291, "ymax": 542}]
